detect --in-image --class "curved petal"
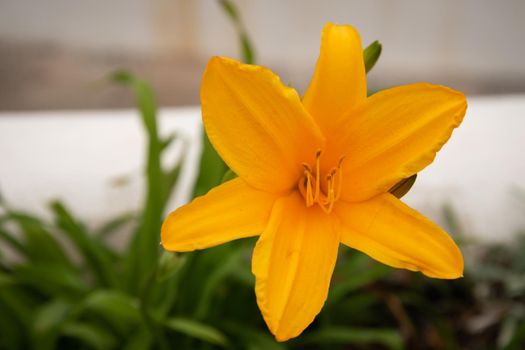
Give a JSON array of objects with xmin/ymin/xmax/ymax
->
[
  {"xmin": 303, "ymin": 23, "xmax": 367, "ymax": 134},
  {"xmin": 201, "ymin": 56, "xmax": 324, "ymax": 193},
  {"xmin": 337, "ymin": 83, "xmax": 467, "ymax": 201},
  {"xmin": 252, "ymin": 192, "xmax": 340, "ymax": 341},
  {"xmin": 161, "ymin": 178, "xmax": 276, "ymax": 252},
  {"xmin": 335, "ymin": 193, "xmax": 463, "ymax": 279}
]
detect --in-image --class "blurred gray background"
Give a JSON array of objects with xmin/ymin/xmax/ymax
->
[{"xmin": 1, "ymin": 0, "xmax": 525, "ymax": 110}]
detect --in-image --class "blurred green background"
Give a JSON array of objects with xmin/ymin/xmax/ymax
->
[{"xmin": 1, "ymin": 1, "xmax": 525, "ymax": 349}]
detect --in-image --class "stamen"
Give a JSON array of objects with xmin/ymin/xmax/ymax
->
[
  {"xmin": 297, "ymin": 151, "xmax": 345, "ymax": 214},
  {"xmin": 335, "ymin": 155, "xmax": 345, "ymax": 200},
  {"xmin": 314, "ymin": 149, "xmax": 321, "ymax": 202},
  {"xmin": 305, "ymin": 172, "xmax": 314, "ymax": 206}
]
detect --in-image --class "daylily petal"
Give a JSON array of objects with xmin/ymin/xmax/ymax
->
[
  {"xmin": 252, "ymin": 192, "xmax": 340, "ymax": 341},
  {"xmin": 201, "ymin": 56, "xmax": 324, "ymax": 193},
  {"xmin": 337, "ymin": 83, "xmax": 467, "ymax": 201},
  {"xmin": 303, "ymin": 23, "xmax": 367, "ymax": 134},
  {"xmin": 335, "ymin": 193, "xmax": 464, "ymax": 279},
  {"xmin": 161, "ymin": 178, "xmax": 276, "ymax": 252}
]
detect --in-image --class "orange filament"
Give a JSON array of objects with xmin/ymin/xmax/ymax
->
[{"xmin": 298, "ymin": 150, "xmax": 345, "ymax": 214}]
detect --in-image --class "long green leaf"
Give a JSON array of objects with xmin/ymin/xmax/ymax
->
[
  {"xmin": 0, "ymin": 287, "xmax": 35, "ymax": 350},
  {"xmin": 160, "ymin": 159, "xmax": 183, "ymax": 208},
  {"xmin": 95, "ymin": 212, "xmax": 136, "ymax": 240},
  {"xmin": 78, "ymin": 290, "xmax": 141, "ymax": 336},
  {"xmin": 164, "ymin": 317, "xmax": 229, "ymax": 347},
  {"xmin": 32, "ymin": 299, "xmax": 71, "ymax": 350},
  {"xmin": 6, "ymin": 211, "xmax": 72, "ymax": 266},
  {"xmin": 218, "ymin": 0, "xmax": 256, "ymax": 64},
  {"xmin": 0, "ymin": 227, "xmax": 26, "ymax": 256},
  {"xmin": 194, "ymin": 245, "xmax": 246, "ymax": 319},
  {"xmin": 14, "ymin": 263, "xmax": 87, "ymax": 297},
  {"xmin": 0, "ymin": 294, "xmax": 29, "ymax": 349},
  {"xmin": 51, "ymin": 201, "xmax": 118, "ymax": 288},
  {"xmin": 112, "ymin": 71, "xmax": 164, "ymax": 293},
  {"xmin": 192, "ymin": 132, "xmax": 228, "ymax": 198}
]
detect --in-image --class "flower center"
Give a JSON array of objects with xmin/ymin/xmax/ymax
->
[{"xmin": 297, "ymin": 150, "xmax": 345, "ymax": 214}]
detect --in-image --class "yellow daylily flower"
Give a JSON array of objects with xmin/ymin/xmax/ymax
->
[{"xmin": 162, "ymin": 23, "xmax": 466, "ymax": 341}]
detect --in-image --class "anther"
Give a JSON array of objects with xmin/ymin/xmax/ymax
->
[
  {"xmin": 302, "ymin": 163, "xmax": 312, "ymax": 173},
  {"xmin": 337, "ymin": 155, "xmax": 346, "ymax": 168}
]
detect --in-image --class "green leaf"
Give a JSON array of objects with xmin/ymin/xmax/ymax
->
[
  {"xmin": 79, "ymin": 290, "xmax": 141, "ymax": 335},
  {"xmin": 95, "ymin": 212, "xmax": 136, "ymax": 240},
  {"xmin": 218, "ymin": 0, "xmax": 239, "ymax": 21},
  {"xmin": 160, "ymin": 158, "xmax": 183, "ymax": 208},
  {"xmin": 111, "ymin": 71, "xmax": 158, "ymax": 137},
  {"xmin": 218, "ymin": 0, "xmax": 256, "ymax": 64},
  {"xmin": 389, "ymin": 174, "xmax": 417, "ymax": 199},
  {"xmin": 14, "ymin": 263, "xmax": 87, "ymax": 297},
  {"xmin": 221, "ymin": 169, "xmax": 238, "ymax": 183},
  {"xmin": 112, "ymin": 71, "xmax": 164, "ymax": 293},
  {"xmin": 192, "ymin": 132, "xmax": 228, "ymax": 198},
  {"xmin": 0, "ymin": 286, "xmax": 35, "ymax": 349},
  {"xmin": 122, "ymin": 328, "xmax": 153, "ymax": 350},
  {"xmin": 328, "ymin": 264, "xmax": 390, "ymax": 306},
  {"xmin": 299, "ymin": 327, "xmax": 403, "ymax": 350},
  {"xmin": 0, "ymin": 283, "xmax": 35, "ymax": 328},
  {"xmin": 51, "ymin": 201, "xmax": 118, "ymax": 288},
  {"xmin": 156, "ymin": 251, "xmax": 186, "ymax": 282},
  {"xmin": 240, "ymin": 32, "xmax": 255, "ymax": 65},
  {"xmin": 164, "ymin": 317, "xmax": 229, "ymax": 347},
  {"xmin": 160, "ymin": 132, "xmax": 177, "ymax": 152},
  {"xmin": 61, "ymin": 322, "xmax": 117, "ymax": 350},
  {"xmin": 32, "ymin": 299, "xmax": 71, "ymax": 350},
  {"xmin": 6, "ymin": 211, "xmax": 72, "ymax": 266},
  {"xmin": 194, "ymin": 245, "xmax": 246, "ymax": 319},
  {"xmin": 33, "ymin": 299, "xmax": 70, "ymax": 334},
  {"xmin": 0, "ymin": 227, "xmax": 26, "ymax": 256},
  {"xmin": 363, "ymin": 40, "xmax": 382, "ymax": 73},
  {"xmin": 0, "ymin": 295, "xmax": 29, "ymax": 349},
  {"xmin": 222, "ymin": 322, "xmax": 286, "ymax": 350}
]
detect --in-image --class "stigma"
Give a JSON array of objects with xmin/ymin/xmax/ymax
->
[{"xmin": 297, "ymin": 150, "xmax": 345, "ymax": 214}]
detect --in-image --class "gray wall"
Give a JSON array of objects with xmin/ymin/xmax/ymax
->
[{"xmin": 1, "ymin": 0, "xmax": 524, "ymax": 94}]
